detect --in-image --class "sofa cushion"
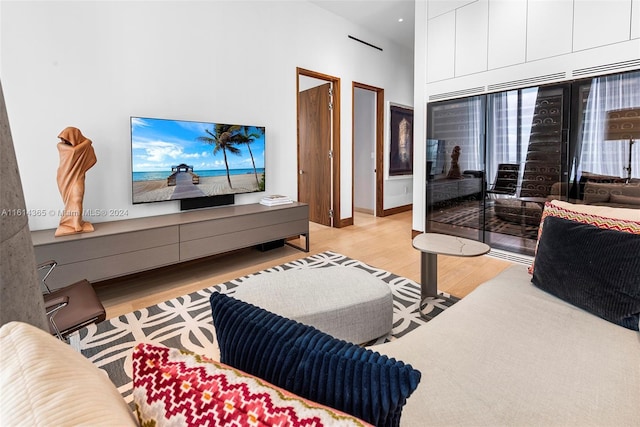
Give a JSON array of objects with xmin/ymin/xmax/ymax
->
[
  {"xmin": 132, "ymin": 342, "xmax": 370, "ymax": 427},
  {"xmin": 493, "ymin": 198, "xmax": 544, "ymax": 226},
  {"xmin": 577, "ymin": 171, "xmax": 626, "ymax": 199},
  {"xmin": 209, "ymin": 292, "xmax": 421, "ymax": 427},
  {"xmin": 583, "ymin": 181, "xmax": 640, "ymax": 204},
  {"xmin": 0, "ymin": 321, "xmax": 137, "ymax": 426},
  {"xmin": 531, "ymin": 216, "xmax": 640, "ymax": 330},
  {"xmin": 528, "ymin": 200, "xmax": 640, "ymax": 273},
  {"xmin": 610, "ymin": 193, "xmax": 640, "ymax": 206}
]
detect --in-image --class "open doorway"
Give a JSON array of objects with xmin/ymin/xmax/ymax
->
[
  {"xmin": 296, "ymin": 67, "xmax": 341, "ymax": 227},
  {"xmin": 353, "ymin": 82, "xmax": 384, "ymax": 219}
]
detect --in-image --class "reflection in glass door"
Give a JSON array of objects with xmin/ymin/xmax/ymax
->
[
  {"xmin": 425, "ymin": 96, "xmax": 486, "ymax": 243},
  {"xmin": 569, "ymin": 70, "xmax": 640, "ymax": 201},
  {"xmin": 426, "ymin": 72, "xmax": 639, "ymax": 255},
  {"xmin": 486, "ymin": 84, "xmax": 569, "ymax": 255},
  {"xmin": 426, "ymin": 84, "xmax": 569, "ymax": 256}
]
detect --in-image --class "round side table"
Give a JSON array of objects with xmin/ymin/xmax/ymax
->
[{"xmin": 412, "ymin": 233, "xmax": 490, "ymax": 319}]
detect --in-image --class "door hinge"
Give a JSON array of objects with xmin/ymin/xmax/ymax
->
[
  {"xmin": 329, "ymin": 101, "xmax": 334, "ymax": 111},
  {"xmin": 328, "ymin": 87, "xmax": 334, "ymax": 110},
  {"xmin": 329, "ymin": 209, "xmax": 334, "ymax": 218},
  {"xmin": 328, "ymin": 150, "xmax": 333, "ymax": 159}
]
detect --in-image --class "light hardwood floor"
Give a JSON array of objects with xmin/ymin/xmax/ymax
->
[{"xmin": 95, "ymin": 210, "xmax": 514, "ymax": 320}]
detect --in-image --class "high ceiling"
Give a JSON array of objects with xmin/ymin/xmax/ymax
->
[{"xmin": 309, "ymin": 0, "xmax": 415, "ymax": 50}]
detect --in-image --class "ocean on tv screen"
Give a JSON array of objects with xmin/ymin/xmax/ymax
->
[{"xmin": 133, "ymin": 168, "xmax": 265, "ymax": 182}]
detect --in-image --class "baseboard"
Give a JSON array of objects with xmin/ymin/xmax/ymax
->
[
  {"xmin": 337, "ymin": 217, "xmax": 354, "ymax": 228},
  {"xmin": 380, "ymin": 204, "xmax": 412, "ymax": 217},
  {"xmin": 354, "ymin": 207, "xmax": 374, "ymax": 215},
  {"xmin": 341, "ymin": 204, "xmax": 411, "ymax": 226}
]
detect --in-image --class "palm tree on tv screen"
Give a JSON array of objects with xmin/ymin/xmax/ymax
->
[
  {"xmin": 239, "ymin": 126, "xmax": 264, "ymax": 186},
  {"xmin": 196, "ymin": 124, "xmax": 241, "ymax": 188}
]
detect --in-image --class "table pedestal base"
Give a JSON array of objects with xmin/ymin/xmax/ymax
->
[
  {"xmin": 419, "ymin": 252, "xmax": 457, "ymax": 319},
  {"xmin": 413, "ymin": 233, "xmax": 490, "ymax": 319}
]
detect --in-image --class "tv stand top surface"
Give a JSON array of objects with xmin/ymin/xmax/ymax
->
[{"xmin": 31, "ymin": 202, "xmax": 307, "ymax": 246}]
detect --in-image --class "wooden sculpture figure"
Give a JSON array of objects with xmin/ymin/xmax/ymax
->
[
  {"xmin": 55, "ymin": 127, "xmax": 97, "ymax": 237},
  {"xmin": 447, "ymin": 145, "xmax": 462, "ymax": 179}
]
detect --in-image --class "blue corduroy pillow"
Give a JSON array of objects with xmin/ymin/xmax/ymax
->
[{"xmin": 210, "ymin": 292, "xmax": 421, "ymax": 427}]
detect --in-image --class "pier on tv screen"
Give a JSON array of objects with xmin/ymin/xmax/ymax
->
[{"xmin": 130, "ymin": 116, "xmax": 265, "ymax": 204}]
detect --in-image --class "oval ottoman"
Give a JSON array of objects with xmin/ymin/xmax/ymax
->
[{"xmin": 232, "ymin": 266, "xmax": 393, "ymax": 344}]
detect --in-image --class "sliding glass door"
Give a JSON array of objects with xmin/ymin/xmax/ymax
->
[
  {"xmin": 425, "ymin": 96, "xmax": 486, "ymax": 242},
  {"xmin": 485, "ymin": 84, "xmax": 570, "ymax": 254},
  {"xmin": 426, "ymin": 84, "xmax": 570, "ymax": 255},
  {"xmin": 426, "ymin": 71, "xmax": 639, "ymax": 255},
  {"xmin": 569, "ymin": 70, "xmax": 640, "ymax": 202}
]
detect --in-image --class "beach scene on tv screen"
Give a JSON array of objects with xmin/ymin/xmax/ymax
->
[{"xmin": 131, "ymin": 117, "xmax": 265, "ymax": 204}]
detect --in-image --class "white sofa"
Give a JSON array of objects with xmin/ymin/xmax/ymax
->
[{"xmin": 372, "ymin": 264, "xmax": 640, "ymax": 426}]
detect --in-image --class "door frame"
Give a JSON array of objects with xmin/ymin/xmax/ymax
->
[
  {"xmin": 352, "ymin": 82, "xmax": 384, "ymax": 218},
  {"xmin": 296, "ymin": 67, "xmax": 342, "ymax": 227}
]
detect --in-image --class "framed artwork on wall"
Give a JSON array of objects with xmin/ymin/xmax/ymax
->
[{"xmin": 389, "ymin": 104, "xmax": 413, "ymax": 176}]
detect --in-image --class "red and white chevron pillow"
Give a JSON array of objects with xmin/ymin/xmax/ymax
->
[{"xmin": 132, "ymin": 343, "xmax": 371, "ymax": 427}]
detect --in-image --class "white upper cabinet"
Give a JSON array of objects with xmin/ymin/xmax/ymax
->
[
  {"xmin": 424, "ymin": 0, "xmax": 638, "ymax": 89},
  {"xmin": 428, "ymin": 0, "xmax": 477, "ymax": 19},
  {"xmin": 632, "ymin": 0, "xmax": 640, "ymax": 39},
  {"xmin": 574, "ymin": 0, "xmax": 634, "ymax": 51},
  {"xmin": 527, "ymin": 0, "xmax": 573, "ymax": 61},
  {"xmin": 487, "ymin": 0, "xmax": 527, "ymax": 69},
  {"xmin": 427, "ymin": 11, "xmax": 456, "ymax": 82},
  {"xmin": 455, "ymin": 0, "xmax": 489, "ymax": 76}
]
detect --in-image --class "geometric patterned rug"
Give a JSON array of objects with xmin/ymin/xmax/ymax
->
[{"xmin": 74, "ymin": 251, "xmax": 458, "ymax": 406}]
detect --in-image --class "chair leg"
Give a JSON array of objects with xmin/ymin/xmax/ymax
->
[
  {"xmin": 46, "ymin": 302, "xmax": 69, "ymax": 341},
  {"xmin": 49, "ymin": 315, "xmax": 64, "ymax": 341}
]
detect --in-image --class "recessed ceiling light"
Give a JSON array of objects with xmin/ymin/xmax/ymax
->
[{"xmin": 398, "ymin": 18, "xmax": 404, "ymax": 22}]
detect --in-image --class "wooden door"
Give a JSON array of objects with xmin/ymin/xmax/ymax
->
[{"xmin": 298, "ymin": 83, "xmax": 332, "ymax": 226}]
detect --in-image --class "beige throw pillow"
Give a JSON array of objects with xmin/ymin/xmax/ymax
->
[{"xmin": 0, "ymin": 322, "xmax": 137, "ymax": 426}]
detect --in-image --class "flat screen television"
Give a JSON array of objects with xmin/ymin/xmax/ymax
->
[{"xmin": 131, "ymin": 117, "xmax": 265, "ymax": 206}]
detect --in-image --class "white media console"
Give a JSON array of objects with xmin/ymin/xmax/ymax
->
[{"xmin": 31, "ymin": 202, "xmax": 309, "ymax": 290}]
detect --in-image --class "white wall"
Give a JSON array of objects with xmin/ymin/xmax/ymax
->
[
  {"xmin": 1, "ymin": 0, "xmax": 414, "ymax": 231},
  {"xmin": 412, "ymin": 0, "xmax": 640, "ymax": 232}
]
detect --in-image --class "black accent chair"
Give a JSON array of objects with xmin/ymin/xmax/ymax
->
[{"xmin": 487, "ymin": 163, "xmax": 519, "ymax": 197}]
